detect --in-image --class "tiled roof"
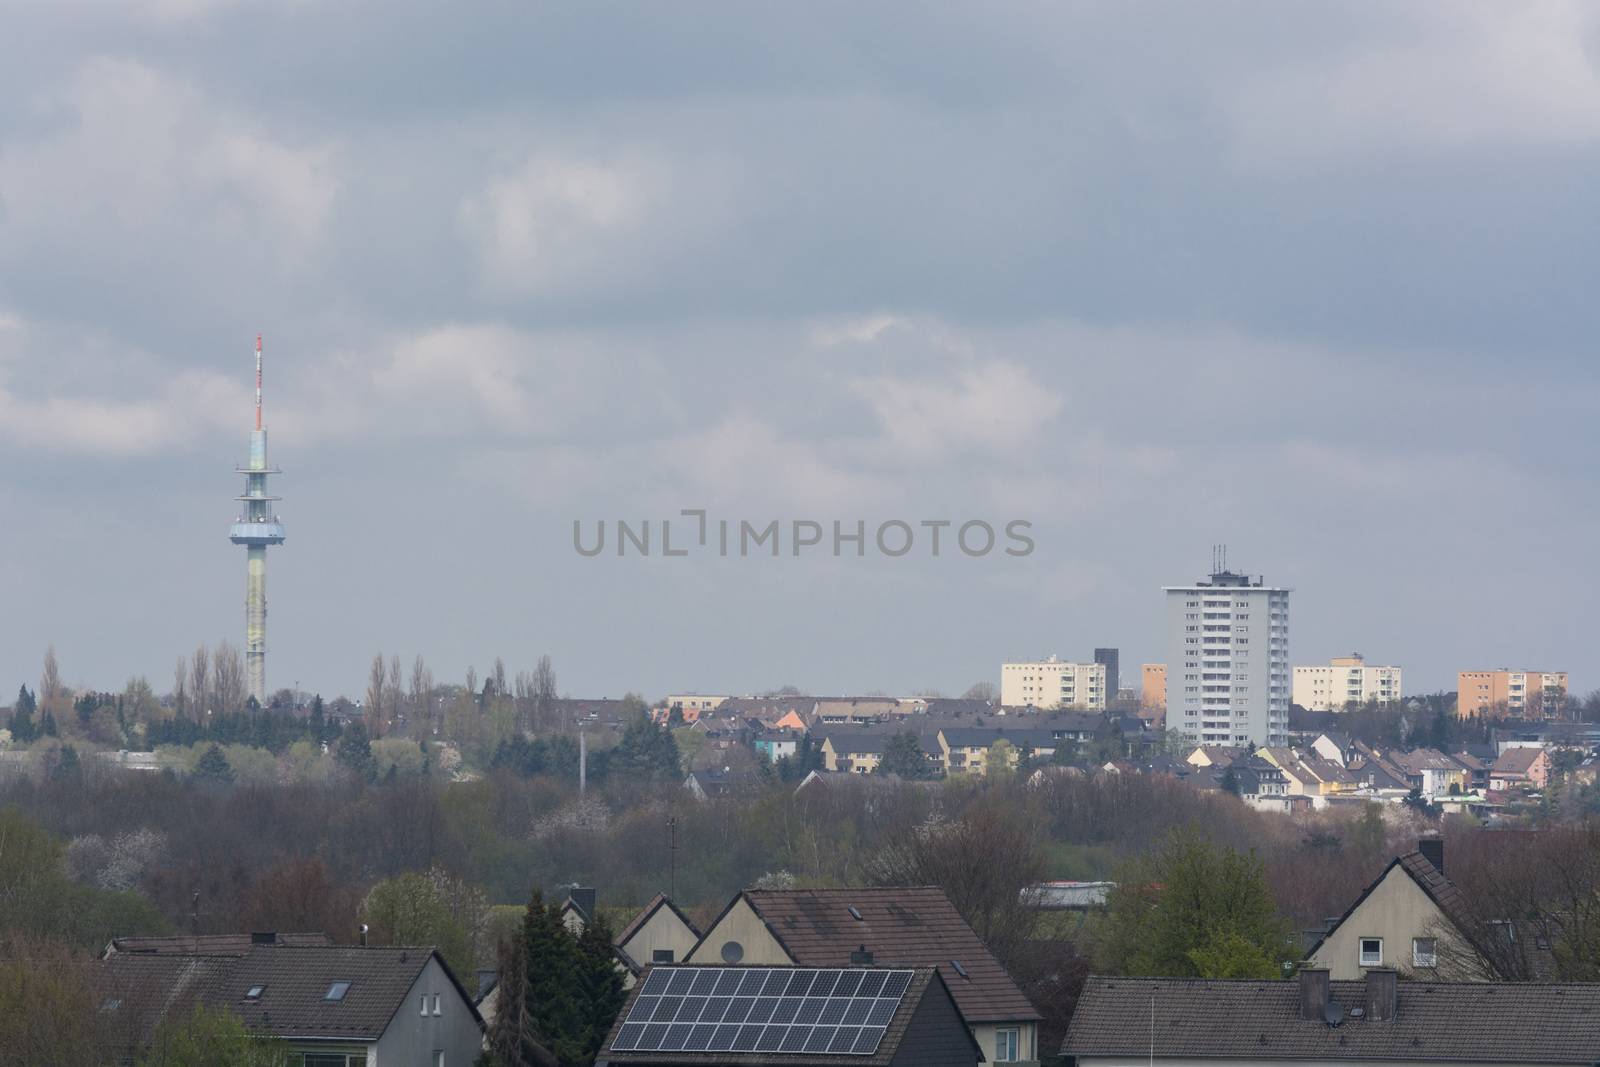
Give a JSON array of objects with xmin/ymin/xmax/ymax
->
[
  {"xmin": 1305, "ymin": 852, "xmax": 1473, "ymax": 963},
  {"xmin": 596, "ymin": 965, "xmax": 971, "ymax": 1066},
  {"xmin": 104, "ymin": 932, "xmax": 332, "ymax": 957},
  {"xmin": 938, "ymin": 726, "xmax": 1061, "ymax": 750},
  {"xmin": 618, "ymin": 895, "xmax": 703, "ymax": 950},
  {"xmin": 737, "ymin": 887, "xmax": 1038, "ymax": 1023},
  {"xmin": 1063, "ymin": 975, "xmax": 1600, "ymax": 1063},
  {"xmin": 95, "ymin": 942, "xmax": 482, "ymax": 1046},
  {"xmin": 1493, "ymin": 747, "xmax": 1545, "ymax": 774}
]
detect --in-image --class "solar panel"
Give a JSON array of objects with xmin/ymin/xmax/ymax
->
[{"xmin": 617, "ymin": 968, "xmax": 917, "ymax": 1057}]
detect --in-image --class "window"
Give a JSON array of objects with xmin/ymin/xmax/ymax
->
[
  {"xmin": 652, "ymin": 949, "xmax": 675, "ymax": 963},
  {"xmin": 1413, "ymin": 937, "xmax": 1438, "ymax": 968},
  {"xmin": 324, "ymin": 981, "xmax": 351, "ymax": 1001},
  {"xmin": 1359, "ymin": 938, "xmax": 1383, "ymax": 966},
  {"xmin": 434, "ymin": 1054, "xmax": 444, "ymax": 1067},
  {"xmin": 996, "ymin": 1028, "xmax": 1020, "ymax": 1062},
  {"xmin": 432, "ymin": 993, "xmax": 442, "ymax": 1016},
  {"xmin": 421, "ymin": 993, "xmax": 429, "ymax": 1015},
  {"xmin": 245, "ymin": 985, "xmax": 265, "ymax": 1000}
]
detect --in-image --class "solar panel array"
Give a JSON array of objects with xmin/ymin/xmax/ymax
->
[{"xmin": 610, "ymin": 967, "xmax": 916, "ymax": 1057}]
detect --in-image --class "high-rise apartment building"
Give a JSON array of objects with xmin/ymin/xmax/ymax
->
[
  {"xmin": 1292, "ymin": 654, "xmax": 1401, "ymax": 711},
  {"xmin": 1457, "ymin": 669, "xmax": 1568, "ymax": 719},
  {"xmin": 1164, "ymin": 565, "xmax": 1290, "ymax": 746},
  {"xmin": 1093, "ymin": 648, "xmax": 1120, "ymax": 706},
  {"xmin": 1000, "ymin": 656, "xmax": 1107, "ymax": 710}
]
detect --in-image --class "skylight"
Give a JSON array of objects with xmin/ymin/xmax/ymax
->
[
  {"xmin": 245, "ymin": 985, "xmax": 265, "ymax": 1000},
  {"xmin": 325, "ymin": 981, "xmax": 351, "ymax": 1001},
  {"xmin": 950, "ymin": 959, "xmax": 969, "ymax": 978}
]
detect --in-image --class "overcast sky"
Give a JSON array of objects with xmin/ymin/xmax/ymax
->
[{"xmin": 3, "ymin": 1, "xmax": 1598, "ymax": 702}]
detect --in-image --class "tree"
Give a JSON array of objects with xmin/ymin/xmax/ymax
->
[
  {"xmin": 410, "ymin": 656, "xmax": 435, "ymax": 735},
  {"xmin": 574, "ymin": 914, "xmax": 627, "ymax": 1060},
  {"xmin": 612, "ymin": 711, "xmax": 680, "ymax": 782},
  {"xmin": 1094, "ymin": 829, "xmax": 1290, "ymax": 979},
  {"xmin": 389, "ymin": 655, "xmax": 405, "ymax": 726},
  {"xmin": 40, "ymin": 645, "xmax": 62, "ymax": 707},
  {"xmin": 877, "ymin": 731, "xmax": 931, "ymax": 779},
  {"xmin": 338, "ymin": 723, "xmax": 375, "ymax": 780},
  {"xmin": 212, "ymin": 642, "xmax": 245, "ymax": 716},
  {"xmin": 361, "ymin": 871, "xmax": 476, "ymax": 981},
  {"xmin": 0, "ymin": 941, "xmax": 104, "ymax": 1066},
  {"xmin": 366, "ymin": 653, "xmax": 388, "ymax": 737},
  {"xmin": 10, "ymin": 686, "xmax": 36, "ymax": 743},
  {"xmin": 962, "ymin": 681, "xmax": 997, "ymax": 702},
  {"xmin": 533, "ymin": 655, "xmax": 558, "ymax": 729},
  {"xmin": 138, "ymin": 1005, "xmax": 289, "ymax": 1066},
  {"xmin": 190, "ymin": 645, "xmax": 210, "ymax": 719},
  {"xmin": 1220, "ymin": 767, "xmax": 1241, "ymax": 796},
  {"xmin": 192, "ymin": 744, "xmax": 234, "ymax": 785},
  {"xmin": 520, "ymin": 890, "xmax": 586, "ymax": 1064},
  {"xmin": 486, "ymin": 930, "xmax": 559, "ymax": 1067},
  {"xmin": 48, "ymin": 744, "xmax": 80, "ymax": 782},
  {"xmin": 172, "ymin": 656, "xmax": 189, "ymax": 721}
]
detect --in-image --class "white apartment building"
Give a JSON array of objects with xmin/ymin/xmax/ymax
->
[
  {"xmin": 1293, "ymin": 654, "xmax": 1402, "ymax": 711},
  {"xmin": 1000, "ymin": 656, "xmax": 1107, "ymax": 710},
  {"xmin": 1164, "ymin": 567, "xmax": 1290, "ymax": 746}
]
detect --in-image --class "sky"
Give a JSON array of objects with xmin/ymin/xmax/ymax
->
[{"xmin": 2, "ymin": 1, "xmax": 1599, "ymax": 702}]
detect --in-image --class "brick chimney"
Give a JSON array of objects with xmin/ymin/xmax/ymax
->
[
  {"xmin": 1298, "ymin": 965, "xmax": 1330, "ymax": 1022},
  {"xmin": 1418, "ymin": 836, "xmax": 1445, "ymax": 875},
  {"xmin": 1364, "ymin": 968, "xmax": 1397, "ymax": 1022}
]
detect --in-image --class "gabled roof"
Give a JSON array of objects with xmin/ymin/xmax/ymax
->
[
  {"xmin": 1063, "ymin": 976, "xmax": 1600, "ymax": 1063},
  {"xmin": 938, "ymin": 725, "xmax": 1060, "ymax": 750},
  {"xmin": 710, "ymin": 887, "xmax": 1038, "ymax": 1024},
  {"xmin": 617, "ymin": 894, "xmax": 703, "ymax": 950},
  {"xmin": 96, "ymin": 953, "xmax": 236, "ymax": 1050},
  {"xmin": 103, "ymin": 932, "xmax": 332, "ymax": 958},
  {"xmin": 595, "ymin": 965, "xmax": 980, "ymax": 1067},
  {"xmin": 1493, "ymin": 747, "xmax": 1547, "ymax": 774},
  {"xmin": 1304, "ymin": 852, "xmax": 1473, "ymax": 963}
]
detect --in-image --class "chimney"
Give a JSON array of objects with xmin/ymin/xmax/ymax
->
[
  {"xmin": 850, "ymin": 945, "xmax": 874, "ymax": 965},
  {"xmin": 1298, "ymin": 966, "xmax": 1330, "ymax": 1022},
  {"xmin": 1418, "ymin": 836, "xmax": 1445, "ymax": 875},
  {"xmin": 1364, "ymin": 968, "xmax": 1397, "ymax": 1022}
]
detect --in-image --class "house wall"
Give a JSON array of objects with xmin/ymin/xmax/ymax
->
[
  {"xmin": 890, "ymin": 980, "xmax": 982, "ymax": 1067},
  {"xmin": 683, "ymin": 898, "xmax": 791, "ymax": 966},
  {"xmin": 969, "ymin": 1021, "xmax": 1039, "ymax": 1066},
  {"xmin": 1306, "ymin": 866, "xmax": 1474, "ymax": 981},
  {"xmin": 619, "ymin": 906, "xmax": 700, "ymax": 966},
  {"xmin": 372, "ymin": 956, "xmax": 484, "ymax": 1067}
]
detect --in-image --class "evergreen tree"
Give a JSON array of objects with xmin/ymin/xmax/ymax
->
[
  {"xmin": 613, "ymin": 712, "xmax": 681, "ymax": 782},
  {"xmin": 878, "ymin": 731, "xmax": 931, "ymax": 779},
  {"xmin": 9, "ymin": 687, "xmax": 35, "ymax": 743},
  {"xmin": 49, "ymin": 744, "xmax": 81, "ymax": 782},
  {"xmin": 309, "ymin": 695, "xmax": 327, "ymax": 744},
  {"xmin": 521, "ymin": 890, "xmax": 585, "ymax": 1063},
  {"xmin": 39, "ymin": 710, "xmax": 57, "ymax": 738},
  {"xmin": 337, "ymin": 723, "xmax": 375, "ymax": 780},
  {"xmin": 193, "ymin": 744, "xmax": 235, "ymax": 785},
  {"xmin": 575, "ymin": 914, "xmax": 627, "ymax": 1060},
  {"xmin": 1220, "ymin": 767, "xmax": 1241, "ymax": 796}
]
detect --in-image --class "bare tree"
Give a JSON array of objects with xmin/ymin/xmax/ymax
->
[
  {"xmin": 366, "ymin": 654, "xmax": 387, "ymax": 738},
  {"xmin": 963, "ymin": 681, "xmax": 998, "ymax": 702},
  {"xmin": 212, "ymin": 642, "xmax": 245, "ymax": 716},
  {"xmin": 388, "ymin": 655, "xmax": 403, "ymax": 727},
  {"xmin": 492, "ymin": 657, "xmax": 508, "ymax": 701},
  {"xmin": 172, "ymin": 656, "xmax": 189, "ymax": 722},
  {"xmin": 189, "ymin": 645, "xmax": 211, "ymax": 719},
  {"xmin": 40, "ymin": 645, "xmax": 62, "ymax": 707},
  {"xmin": 533, "ymin": 655, "xmax": 557, "ymax": 730},
  {"xmin": 410, "ymin": 656, "xmax": 435, "ymax": 736}
]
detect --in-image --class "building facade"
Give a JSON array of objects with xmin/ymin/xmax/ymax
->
[
  {"xmin": 1293, "ymin": 654, "xmax": 1401, "ymax": 711},
  {"xmin": 1457, "ymin": 670, "xmax": 1569, "ymax": 719},
  {"xmin": 1000, "ymin": 657, "xmax": 1107, "ymax": 710},
  {"xmin": 1140, "ymin": 664, "xmax": 1167, "ymax": 718},
  {"xmin": 1164, "ymin": 567, "xmax": 1290, "ymax": 746}
]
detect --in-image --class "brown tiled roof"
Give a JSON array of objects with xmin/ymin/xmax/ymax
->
[
  {"xmin": 596, "ymin": 965, "xmax": 975, "ymax": 1066},
  {"xmin": 738, "ymin": 887, "xmax": 1038, "ymax": 1023},
  {"xmin": 96, "ymin": 953, "xmax": 236, "ymax": 1050},
  {"xmin": 104, "ymin": 932, "xmax": 332, "ymax": 957},
  {"xmin": 1063, "ymin": 975, "xmax": 1600, "ymax": 1063},
  {"xmin": 1493, "ymin": 747, "xmax": 1544, "ymax": 774},
  {"xmin": 617, "ymin": 895, "xmax": 703, "ymax": 950}
]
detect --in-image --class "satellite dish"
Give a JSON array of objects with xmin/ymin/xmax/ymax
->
[
  {"xmin": 1324, "ymin": 1001, "xmax": 1344, "ymax": 1027},
  {"xmin": 721, "ymin": 940, "xmax": 744, "ymax": 963}
]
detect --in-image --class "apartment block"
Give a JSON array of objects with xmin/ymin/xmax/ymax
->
[
  {"xmin": 1000, "ymin": 657, "xmax": 1107, "ymax": 710},
  {"xmin": 1164, "ymin": 566, "xmax": 1290, "ymax": 746},
  {"xmin": 1457, "ymin": 669, "xmax": 1569, "ymax": 719},
  {"xmin": 1293, "ymin": 654, "xmax": 1402, "ymax": 711},
  {"xmin": 1141, "ymin": 664, "xmax": 1167, "ymax": 715}
]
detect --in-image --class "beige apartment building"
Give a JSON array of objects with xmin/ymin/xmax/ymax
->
[
  {"xmin": 1000, "ymin": 657, "xmax": 1107, "ymax": 710},
  {"xmin": 1292, "ymin": 654, "xmax": 1401, "ymax": 711},
  {"xmin": 1457, "ymin": 669, "xmax": 1568, "ymax": 719}
]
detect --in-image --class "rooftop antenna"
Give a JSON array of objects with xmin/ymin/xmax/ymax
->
[{"xmin": 254, "ymin": 334, "xmax": 263, "ymax": 431}]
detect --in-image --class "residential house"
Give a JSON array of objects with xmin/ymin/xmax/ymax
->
[
  {"xmin": 938, "ymin": 726, "xmax": 1059, "ymax": 776},
  {"xmin": 1310, "ymin": 732, "xmax": 1356, "ymax": 766},
  {"xmin": 813, "ymin": 699, "xmax": 912, "ymax": 725},
  {"xmin": 615, "ymin": 894, "xmax": 704, "ymax": 969},
  {"xmin": 752, "ymin": 728, "xmax": 805, "ymax": 763},
  {"xmin": 97, "ymin": 941, "xmax": 488, "ymax": 1067},
  {"xmin": 818, "ymin": 731, "xmax": 891, "ymax": 774},
  {"xmin": 1388, "ymin": 748, "xmax": 1468, "ymax": 798},
  {"xmin": 595, "ymin": 964, "xmax": 981, "ymax": 1067},
  {"xmin": 684, "ymin": 887, "xmax": 1042, "ymax": 1065},
  {"xmin": 1490, "ymin": 747, "xmax": 1552, "ymax": 791},
  {"xmin": 1063, "ymin": 966, "xmax": 1600, "ymax": 1067},
  {"xmin": 682, "ymin": 767, "xmax": 765, "ymax": 800},
  {"xmin": 1184, "ymin": 745, "xmax": 1246, "ymax": 769},
  {"xmin": 1451, "ymin": 750, "xmax": 1491, "ymax": 792},
  {"xmin": 666, "ymin": 694, "xmax": 729, "ymax": 718}
]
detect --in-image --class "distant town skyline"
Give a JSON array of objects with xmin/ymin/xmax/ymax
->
[{"xmin": 3, "ymin": 4, "xmax": 1597, "ymax": 701}]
